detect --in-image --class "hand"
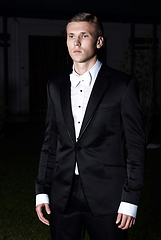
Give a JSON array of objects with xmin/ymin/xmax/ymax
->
[
  {"xmin": 116, "ymin": 213, "xmax": 136, "ymax": 230},
  {"xmin": 36, "ymin": 203, "xmax": 51, "ymax": 226}
]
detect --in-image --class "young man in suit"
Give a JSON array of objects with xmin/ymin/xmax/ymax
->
[{"xmin": 36, "ymin": 12, "xmax": 145, "ymax": 240}]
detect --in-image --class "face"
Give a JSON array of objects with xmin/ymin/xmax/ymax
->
[{"xmin": 66, "ymin": 21, "xmax": 103, "ymax": 66}]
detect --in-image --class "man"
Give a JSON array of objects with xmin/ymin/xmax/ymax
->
[{"xmin": 36, "ymin": 12, "xmax": 145, "ymax": 240}]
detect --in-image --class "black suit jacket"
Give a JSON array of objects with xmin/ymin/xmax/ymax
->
[{"xmin": 36, "ymin": 64, "xmax": 146, "ymax": 216}]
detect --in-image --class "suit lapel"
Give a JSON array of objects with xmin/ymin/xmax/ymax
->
[
  {"xmin": 60, "ymin": 74, "xmax": 76, "ymax": 144},
  {"xmin": 78, "ymin": 65, "xmax": 111, "ymax": 141}
]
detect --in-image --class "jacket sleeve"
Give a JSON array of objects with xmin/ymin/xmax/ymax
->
[
  {"xmin": 121, "ymin": 76, "xmax": 146, "ymax": 205},
  {"xmin": 36, "ymin": 80, "xmax": 58, "ymax": 196}
]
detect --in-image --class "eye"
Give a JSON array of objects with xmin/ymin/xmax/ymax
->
[
  {"xmin": 83, "ymin": 35, "xmax": 88, "ymax": 38},
  {"xmin": 69, "ymin": 35, "xmax": 74, "ymax": 39}
]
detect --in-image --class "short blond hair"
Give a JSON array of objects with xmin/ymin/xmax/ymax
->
[{"xmin": 67, "ymin": 12, "xmax": 103, "ymax": 37}]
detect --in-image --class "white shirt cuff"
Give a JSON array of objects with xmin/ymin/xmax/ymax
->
[
  {"xmin": 118, "ymin": 201, "xmax": 138, "ymax": 218},
  {"xmin": 36, "ymin": 194, "xmax": 49, "ymax": 206}
]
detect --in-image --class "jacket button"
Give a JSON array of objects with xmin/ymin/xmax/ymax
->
[{"xmin": 78, "ymin": 146, "xmax": 81, "ymax": 150}]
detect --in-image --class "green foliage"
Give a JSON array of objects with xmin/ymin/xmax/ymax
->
[{"xmin": 120, "ymin": 31, "xmax": 158, "ymax": 142}]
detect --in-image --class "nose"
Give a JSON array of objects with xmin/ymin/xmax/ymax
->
[{"xmin": 74, "ymin": 37, "xmax": 81, "ymax": 46}]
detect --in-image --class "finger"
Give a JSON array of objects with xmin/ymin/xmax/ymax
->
[
  {"xmin": 119, "ymin": 215, "xmax": 135, "ymax": 230},
  {"xmin": 117, "ymin": 214, "xmax": 128, "ymax": 229},
  {"xmin": 129, "ymin": 217, "xmax": 135, "ymax": 228},
  {"xmin": 124, "ymin": 216, "xmax": 135, "ymax": 229},
  {"xmin": 130, "ymin": 217, "xmax": 136, "ymax": 227},
  {"xmin": 38, "ymin": 213, "xmax": 50, "ymax": 226},
  {"xmin": 44, "ymin": 203, "xmax": 51, "ymax": 215},
  {"xmin": 37, "ymin": 210, "xmax": 50, "ymax": 226},
  {"xmin": 129, "ymin": 218, "xmax": 133, "ymax": 228},
  {"xmin": 118, "ymin": 214, "xmax": 131, "ymax": 229},
  {"xmin": 116, "ymin": 213, "xmax": 122, "ymax": 224},
  {"xmin": 36, "ymin": 204, "xmax": 50, "ymax": 226},
  {"xmin": 122, "ymin": 216, "xmax": 132, "ymax": 230},
  {"xmin": 126, "ymin": 217, "xmax": 135, "ymax": 229}
]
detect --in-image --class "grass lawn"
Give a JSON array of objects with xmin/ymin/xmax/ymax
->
[{"xmin": 0, "ymin": 122, "xmax": 161, "ymax": 239}]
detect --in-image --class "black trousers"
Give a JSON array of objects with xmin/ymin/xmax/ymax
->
[{"xmin": 50, "ymin": 175, "xmax": 126, "ymax": 240}]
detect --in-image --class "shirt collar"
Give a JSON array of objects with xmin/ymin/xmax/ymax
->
[{"xmin": 71, "ymin": 60, "xmax": 102, "ymax": 87}]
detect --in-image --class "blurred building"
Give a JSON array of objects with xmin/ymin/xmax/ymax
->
[{"xmin": 0, "ymin": 0, "xmax": 161, "ymax": 118}]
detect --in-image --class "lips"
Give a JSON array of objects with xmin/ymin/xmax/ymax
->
[{"xmin": 73, "ymin": 50, "xmax": 82, "ymax": 53}]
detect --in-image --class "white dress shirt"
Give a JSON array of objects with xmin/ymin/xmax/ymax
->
[
  {"xmin": 70, "ymin": 60, "xmax": 102, "ymax": 174},
  {"xmin": 36, "ymin": 60, "xmax": 138, "ymax": 218}
]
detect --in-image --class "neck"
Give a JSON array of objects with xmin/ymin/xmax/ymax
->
[{"xmin": 73, "ymin": 56, "xmax": 97, "ymax": 75}]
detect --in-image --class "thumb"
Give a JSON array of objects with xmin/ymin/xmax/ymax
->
[
  {"xmin": 44, "ymin": 203, "xmax": 51, "ymax": 215},
  {"xmin": 116, "ymin": 213, "xmax": 122, "ymax": 224}
]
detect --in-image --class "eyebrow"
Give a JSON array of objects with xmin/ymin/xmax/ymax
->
[{"xmin": 68, "ymin": 31, "xmax": 92, "ymax": 35}]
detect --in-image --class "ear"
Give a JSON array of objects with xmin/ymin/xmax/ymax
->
[{"xmin": 96, "ymin": 36, "xmax": 104, "ymax": 49}]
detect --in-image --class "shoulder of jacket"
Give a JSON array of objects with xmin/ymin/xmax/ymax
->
[
  {"xmin": 109, "ymin": 67, "xmax": 131, "ymax": 79},
  {"xmin": 48, "ymin": 71, "xmax": 71, "ymax": 87},
  {"xmin": 106, "ymin": 65, "xmax": 138, "ymax": 87}
]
